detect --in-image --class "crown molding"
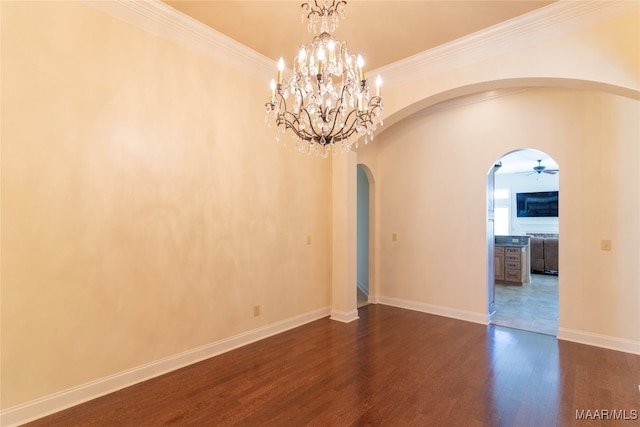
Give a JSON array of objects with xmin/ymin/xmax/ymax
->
[
  {"xmin": 84, "ymin": 0, "xmax": 275, "ymax": 81},
  {"xmin": 372, "ymin": 0, "xmax": 640, "ymax": 87},
  {"xmin": 84, "ymin": 0, "xmax": 637, "ymax": 89}
]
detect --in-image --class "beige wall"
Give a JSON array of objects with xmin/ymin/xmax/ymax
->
[
  {"xmin": 1, "ymin": 1, "xmax": 330, "ymax": 408},
  {"xmin": 358, "ymin": 87, "xmax": 639, "ymax": 342}
]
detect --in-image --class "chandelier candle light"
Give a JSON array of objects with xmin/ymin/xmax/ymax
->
[{"xmin": 265, "ymin": 0, "xmax": 383, "ymax": 157}]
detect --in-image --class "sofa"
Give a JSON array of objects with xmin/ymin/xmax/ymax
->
[{"xmin": 529, "ymin": 236, "xmax": 558, "ymax": 274}]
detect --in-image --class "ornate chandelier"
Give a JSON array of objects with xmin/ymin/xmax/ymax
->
[{"xmin": 265, "ymin": 0, "xmax": 383, "ymax": 157}]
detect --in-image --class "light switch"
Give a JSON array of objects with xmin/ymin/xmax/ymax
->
[
  {"xmin": 392, "ymin": 233, "xmax": 397, "ymax": 241},
  {"xmin": 601, "ymin": 240, "xmax": 612, "ymax": 251},
  {"xmin": 307, "ymin": 235, "xmax": 311, "ymax": 245}
]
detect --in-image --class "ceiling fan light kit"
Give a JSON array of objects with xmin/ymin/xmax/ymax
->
[
  {"xmin": 532, "ymin": 159, "xmax": 558, "ymax": 175},
  {"xmin": 533, "ymin": 159, "xmax": 547, "ymax": 174}
]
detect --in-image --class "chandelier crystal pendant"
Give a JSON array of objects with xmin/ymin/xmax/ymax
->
[{"xmin": 265, "ymin": 0, "xmax": 383, "ymax": 158}]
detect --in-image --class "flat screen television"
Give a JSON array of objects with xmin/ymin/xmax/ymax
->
[{"xmin": 516, "ymin": 191, "xmax": 558, "ymax": 217}]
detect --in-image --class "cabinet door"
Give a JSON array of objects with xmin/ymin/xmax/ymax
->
[
  {"xmin": 505, "ymin": 269, "xmax": 522, "ymax": 282},
  {"xmin": 494, "ymin": 253, "xmax": 504, "ymax": 280}
]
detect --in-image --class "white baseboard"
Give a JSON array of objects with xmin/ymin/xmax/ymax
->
[
  {"xmin": 0, "ymin": 307, "xmax": 330, "ymax": 427},
  {"xmin": 378, "ymin": 297, "xmax": 640, "ymax": 355},
  {"xmin": 330, "ymin": 309, "xmax": 359, "ymax": 323},
  {"xmin": 557, "ymin": 327, "xmax": 640, "ymax": 355},
  {"xmin": 378, "ymin": 295, "xmax": 488, "ymax": 325}
]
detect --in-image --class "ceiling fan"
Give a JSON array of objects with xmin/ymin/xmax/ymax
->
[{"xmin": 530, "ymin": 159, "xmax": 558, "ymax": 175}]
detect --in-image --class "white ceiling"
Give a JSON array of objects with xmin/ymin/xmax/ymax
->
[
  {"xmin": 496, "ymin": 150, "xmax": 559, "ymax": 174},
  {"xmin": 163, "ymin": 1, "xmax": 556, "ymax": 70}
]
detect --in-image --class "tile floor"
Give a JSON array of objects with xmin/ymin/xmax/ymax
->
[{"xmin": 491, "ymin": 273, "xmax": 559, "ymax": 335}]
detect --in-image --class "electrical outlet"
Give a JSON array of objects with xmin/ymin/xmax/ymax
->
[
  {"xmin": 601, "ymin": 240, "xmax": 612, "ymax": 251},
  {"xmin": 253, "ymin": 305, "xmax": 260, "ymax": 317}
]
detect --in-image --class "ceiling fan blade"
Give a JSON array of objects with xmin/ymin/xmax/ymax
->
[{"xmin": 544, "ymin": 169, "xmax": 559, "ymax": 174}]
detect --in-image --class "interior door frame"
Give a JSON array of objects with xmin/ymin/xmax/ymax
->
[{"xmin": 486, "ymin": 162, "xmax": 500, "ymax": 317}]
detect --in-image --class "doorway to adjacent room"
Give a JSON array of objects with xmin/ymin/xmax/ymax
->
[
  {"xmin": 357, "ymin": 164, "xmax": 372, "ymax": 308},
  {"xmin": 487, "ymin": 149, "xmax": 559, "ymax": 336}
]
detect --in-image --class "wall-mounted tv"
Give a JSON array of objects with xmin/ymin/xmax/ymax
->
[{"xmin": 516, "ymin": 191, "xmax": 559, "ymax": 217}]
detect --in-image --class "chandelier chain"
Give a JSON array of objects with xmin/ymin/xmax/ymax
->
[{"xmin": 302, "ymin": 0, "xmax": 347, "ymax": 33}]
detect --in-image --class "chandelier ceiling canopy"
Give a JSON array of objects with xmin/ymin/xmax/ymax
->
[{"xmin": 265, "ymin": 0, "xmax": 383, "ymax": 157}]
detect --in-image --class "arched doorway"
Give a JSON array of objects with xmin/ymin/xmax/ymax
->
[
  {"xmin": 487, "ymin": 149, "xmax": 559, "ymax": 336},
  {"xmin": 357, "ymin": 164, "xmax": 374, "ymax": 308}
]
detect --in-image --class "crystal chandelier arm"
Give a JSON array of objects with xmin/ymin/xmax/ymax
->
[
  {"xmin": 297, "ymin": 105, "xmax": 324, "ymax": 141},
  {"xmin": 366, "ymin": 96, "xmax": 383, "ymax": 118},
  {"xmin": 333, "ymin": 108, "xmax": 361, "ymax": 140},
  {"xmin": 272, "ymin": 82, "xmax": 326, "ymax": 142},
  {"xmin": 332, "ymin": 94, "xmax": 383, "ymax": 142},
  {"xmin": 274, "ymin": 94, "xmax": 320, "ymax": 142},
  {"xmin": 281, "ymin": 110, "xmax": 314, "ymax": 141},
  {"xmin": 351, "ymin": 98, "xmax": 382, "ymax": 134},
  {"xmin": 334, "ymin": 81, "xmax": 364, "ymax": 135},
  {"xmin": 271, "ymin": 92, "xmax": 309, "ymax": 140},
  {"xmin": 321, "ymin": 84, "xmax": 350, "ymax": 139},
  {"xmin": 323, "ymin": 104, "xmax": 340, "ymax": 137}
]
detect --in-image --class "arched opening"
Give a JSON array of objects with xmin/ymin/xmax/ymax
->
[
  {"xmin": 487, "ymin": 149, "xmax": 559, "ymax": 336},
  {"xmin": 357, "ymin": 163, "xmax": 375, "ymax": 308}
]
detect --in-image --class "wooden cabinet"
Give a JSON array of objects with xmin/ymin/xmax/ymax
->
[
  {"xmin": 504, "ymin": 247, "xmax": 522, "ymax": 283},
  {"xmin": 494, "ymin": 246, "xmax": 504, "ymax": 281},
  {"xmin": 495, "ymin": 245, "xmax": 530, "ymax": 285}
]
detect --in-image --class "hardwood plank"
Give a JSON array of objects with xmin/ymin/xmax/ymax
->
[{"xmin": 23, "ymin": 305, "xmax": 640, "ymax": 426}]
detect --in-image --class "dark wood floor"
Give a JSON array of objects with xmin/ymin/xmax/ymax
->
[{"xmin": 25, "ymin": 305, "xmax": 639, "ymax": 426}]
